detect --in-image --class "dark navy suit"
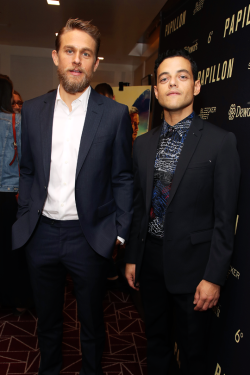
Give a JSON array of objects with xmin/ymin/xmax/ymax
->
[{"xmin": 12, "ymin": 88, "xmax": 133, "ymax": 375}]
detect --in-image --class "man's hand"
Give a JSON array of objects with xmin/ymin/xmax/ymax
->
[
  {"xmin": 125, "ymin": 263, "xmax": 139, "ymax": 291},
  {"xmin": 116, "ymin": 239, "xmax": 122, "ymax": 245},
  {"xmin": 193, "ymin": 280, "xmax": 220, "ymax": 311}
]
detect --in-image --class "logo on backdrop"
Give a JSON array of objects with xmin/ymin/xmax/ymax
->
[
  {"xmin": 228, "ymin": 104, "xmax": 250, "ymax": 120},
  {"xmin": 184, "ymin": 40, "xmax": 198, "ymax": 54},
  {"xmin": 235, "ymin": 329, "xmax": 244, "ymax": 343},
  {"xmin": 174, "ymin": 342, "xmax": 181, "ymax": 369},
  {"xmin": 165, "ymin": 10, "xmax": 186, "ymax": 37},
  {"xmin": 199, "ymin": 107, "xmax": 216, "ymax": 120},
  {"xmin": 214, "ymin": 363, "xmax": 225, "ymax": 375},
  {"xmin": 223, "ymin": 4, "xmax": 250, "ymax": 38},
  {"xmin": 229, "ymin": 265, "xmax": 240, "ymax": 279},
  {"xmin": 193, "ymin": 0, "xmax": 205, "ymax": 15},
  {"xmin": 212, "ymin": 303, "xmax": 221, "ymax": 318},
  {"xmin": 228, "ymin": 104, "xmax": 236, "ymax": 120},
  {"xmin": 198, "ymin": 58, "xmax": 234, "ymax": 85}
]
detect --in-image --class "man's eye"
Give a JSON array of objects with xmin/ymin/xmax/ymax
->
[
  {"xmin": 160, "ymin": 77, "xmax": 168, "ymax": 83},
  {"xmin": 83, "ymin": 52, "xmax": 90, "ymax": 57},
  {"xmin": 180, "ymin": 75, "xmax": 187, "ymax": 79},
  {"xmin": 67, "ymin": 50, "xmax": 73, "ymax": 54}
]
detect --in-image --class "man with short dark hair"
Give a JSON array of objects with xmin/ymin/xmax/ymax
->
[
  {"xmin": 125, "ymin": 49, "xmax": 240, "ymax": 374},
  {"xmin": 95, "ymin": 82, "xmax": 114, "ymax": 99},
  {"xmin": 12, "ymin": 18, "xmax": 133, "ymax": 375}
]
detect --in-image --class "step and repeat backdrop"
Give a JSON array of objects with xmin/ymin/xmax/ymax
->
[{"xmin": 153, "ymin": 0, "xmax": 250, "ymax": 373}]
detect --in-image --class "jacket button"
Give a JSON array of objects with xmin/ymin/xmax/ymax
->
[
  {"xmin": 142, "ymin": 238, "xmax": 144, "ymax": 242},
  {"xmin": 44, "ymin": 186, "xmax": 47, "ymax": 190},
  {"xmin": 38, "ymin": 210, "xmax": 40, "ymax": 214}
]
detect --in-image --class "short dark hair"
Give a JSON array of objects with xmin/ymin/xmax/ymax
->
[
  {"xmin": 0, "ymin": 76, "xmax": 14, "ymax": 113},
  {"xmin": 154, "ymin": 49, "xmax": 198, "ymax": 82},
  {"xmin": 95, "ymin": 83, "xmax": 114, "ymax": 98},
  {"xmin": 55, "ymin": 18, "xmax": 101, "ymax": 60}
]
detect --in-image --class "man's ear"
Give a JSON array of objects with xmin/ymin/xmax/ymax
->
[
  {"xmin": 194, "ymin": 80, "xmax": 201, "ymax": 97},
  {"xmin": 52, "ymin": 50, "xmax": 59, "ymax": 67},
  {"xmin": 94, "ymin": 58, "xmax": 100, "ymax": 72},
  {"xmin": 154, "ymin": 85, "xmax": 158, "ymax": 100}
]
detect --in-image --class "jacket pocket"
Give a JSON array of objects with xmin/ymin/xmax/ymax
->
[
  {"xmin": 188, "ymin": 161, "xmax": 212, "ymax": 169},
  {"xmin": 97, "ymin": 199, "xmax": 116, "ymax": 218},
  {"xmin": 190, "ymin": 229, "xmax": 213, "ymax": 245}
]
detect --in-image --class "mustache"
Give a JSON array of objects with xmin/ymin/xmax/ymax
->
[{"xmin": 66, "ymin": 67, "xmax": 86, "ymax": 73}]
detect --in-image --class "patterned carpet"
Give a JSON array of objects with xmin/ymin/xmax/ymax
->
[{"xmin": 0, "ymin": 277, "xmax": 147, "ymax": 375}]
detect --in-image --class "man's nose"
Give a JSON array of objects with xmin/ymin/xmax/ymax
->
[
  {"xmin": 73, "ymin": 51, "xmax": 81, "ymax": 65},
  {"xmin": 169, "ymin": 77, "xmax": 177, "ymax": 87}
]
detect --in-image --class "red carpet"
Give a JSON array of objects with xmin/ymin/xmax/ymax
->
[{"xmin": 0, "ymin": 277, "xmax": 147, "ymax": 375}]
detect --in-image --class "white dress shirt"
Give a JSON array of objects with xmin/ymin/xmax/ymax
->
[
  {"xmin": 42, "ymin": 85, "xmax": 125, "ymax": 244},
  {"xmin": 43, "ymin": 85, "xmax": 90, "ymax": 220}
]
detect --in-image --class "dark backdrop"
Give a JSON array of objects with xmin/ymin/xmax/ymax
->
[{"xmin": 153, "ymin": 0, "xmax": 250, "ymax": 373}]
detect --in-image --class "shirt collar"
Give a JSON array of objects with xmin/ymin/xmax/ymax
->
[
  {"xmin": 162, "ymin": 112, "xmax": 194, "ymax": 137},
  {"xmin": 56, "ymin": 85, "xmax": 91, "ymax": 111}
]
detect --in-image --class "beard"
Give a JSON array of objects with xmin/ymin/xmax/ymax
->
[{"xmin": 57, "ymin": 65, "xmax": 93, "ymax": 94}]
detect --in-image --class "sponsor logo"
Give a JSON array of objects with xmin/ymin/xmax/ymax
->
[
  {"xmin": 174, "ymin": 342, "xmax": 181, "ymax": 368},
  {"xmin": 198, "ymin": 58, "xmax": 234, "ymax": 85},
  {"xmin": 193, "ymin": 0, "xmax": 205, "ymax": 15},
  {"xmin": 165, "ymin": 10, "xmax": 186, "ymax": 37},
  {"xmin": 235, "ymin": 329, "xmax": 244, "ymax": 343},
  {"xmin": 212, "ymin": 304, "xmax": 221, "ymax": 318},
  {"xmin": 224, "ymin": 4, "xmax": 250, "ymax": 38},
  {"xmin": 228, "ymin": 104, "xmax": 250, "ymax": 120},
  {"xmin": 199, "ymin": 107, "xmax": 216, "ymax": 120},
  {"xmin": 228, "ymin": 104, "xmax": 236, "ymax": 120},
  {"xmin": 184, "ymin": 40, "xmax": 198, "ymax": 54},
  {"xmin": 214, "ymin": 363, "xmax": 225, "ymax": 375}
]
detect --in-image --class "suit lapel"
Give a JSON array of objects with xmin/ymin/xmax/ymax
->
[
  {"xmin": 75, "ymin": 88, "xmax": 104, "ymax": 180},
  {"xmin": 167, "ymin": 115, "xmax": 203, "ymax": 208},
  {"xmin": 40, "ymin": 90, "xmax": 57, "ymax": 182},
  {"xmin": 146, "ymin": 124, "xmax": 162, "ymax": 214}
]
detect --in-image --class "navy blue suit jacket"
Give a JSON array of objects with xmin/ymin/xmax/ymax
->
[{"xmin": 12, "ymin": 88, "xmax": 134, "ymax": 258}]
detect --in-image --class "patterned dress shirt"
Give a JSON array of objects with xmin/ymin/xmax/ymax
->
[{"xmin": 148, "ymin": 112, "xmax": 194, "ymax": 238}]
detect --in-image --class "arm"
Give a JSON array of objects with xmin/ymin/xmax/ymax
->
[
  {"xmin": 112, "ymin": 106, "xmax": 134, "ymax": 241},
  {"xmin": 17, "ymin": 103, "xmax": 35, "ymax": 219},
  {"xmin": 194, "ymin": 132, "xmax": 240, "ymax": 311},
  {"xmin": 125, "ymin": 137, "xmax": 145, "ymax": 290}
]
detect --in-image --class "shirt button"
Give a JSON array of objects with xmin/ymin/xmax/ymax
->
[
  {"xmin": 63, "ymin": 182, "xmax": 66, "ymax": 185},
  {"xmin": 38, "ymin": 210, "xmax": 40, "ymax": 214},
  {"xmin": 61, "ymin": 204, "xmax": 64, "ymax": 207},
  {"xmin": 142, "ymin": 238, "xmax": 144, "ymax": 242},
  {"xmin": 65, "ymin": 161, "xmax": 68, "ymax": 164},
  {"xmin": 44, "ymin": 186, "xmax": 47, "ymax": 190}
]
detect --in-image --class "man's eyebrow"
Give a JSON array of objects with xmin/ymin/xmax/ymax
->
[
  {"xmin": 63, "ymin": 45, "xmax": 94, "ymax": 53},
  {"xmin": 176, "ymin": 69, "xmax": 191, "ymax": 75},
  {"xmin": 158, "ymin": 69, "xmax": 191, "ymax": 78}
]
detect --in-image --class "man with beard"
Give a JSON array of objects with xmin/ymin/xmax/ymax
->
[{"xmin": 12, "ymin": 18, "xmax": 133, "ymax": 375}]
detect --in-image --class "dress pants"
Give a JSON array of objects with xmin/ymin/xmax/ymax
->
[
  {"xmin": 25, "ymin": 216, "xmax": 109, "ymax": 375},
  {"xmin": 140, "ymin": 235, "xmax": 212, "ymax": 375}
]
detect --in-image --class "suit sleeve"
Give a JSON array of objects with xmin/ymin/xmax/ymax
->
[
  {"xmin": 203, "ymin": 132, "xmax": 240, "ymax": 285},
  {"xmin": 125, "ymin": 137, "xmax": 145, "ymax": 264},
  {"xmin": 17, "ymin": 103, "xmax": 35, "ymax": 219},
  {"xmin": 112, "ymin": 106, "xmax": 134, "ymax": 241}
]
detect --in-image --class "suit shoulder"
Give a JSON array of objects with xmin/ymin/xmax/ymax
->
[{"xmin": 23, "ymin": 91, "xmax": 56, "ymax": 110}]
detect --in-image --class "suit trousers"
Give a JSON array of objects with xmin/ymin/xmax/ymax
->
[
  {"xmin": 25, "ymin": 216, "xmax": 109, "ymax": 375},
  {"xmin": 140, "ymin": 235, "xmax": 212, "ymax": 375}
]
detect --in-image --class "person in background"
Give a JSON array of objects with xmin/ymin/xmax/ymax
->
[
  {"xmin": 95, "ymin": 82, "xmax": 115, "ymax": 99},
  {"xmin": 12, "ymin": 90, "xmax": 23, "ymax": 114},
  {"xmin": 129, "ymin": 106, "xmax": 139, "ymax": 147},
  {"xmin": 0, "ymin": 77, "xmax": 32, "ymax": 315},
  {"xmin": 125, "ymin": 49, "xmax": 240, "ymax": 374}
]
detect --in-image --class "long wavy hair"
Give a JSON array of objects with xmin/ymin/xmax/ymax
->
[{"xmin": 0, "ymin": 77, "xmax": 14, "ymax": 113}]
